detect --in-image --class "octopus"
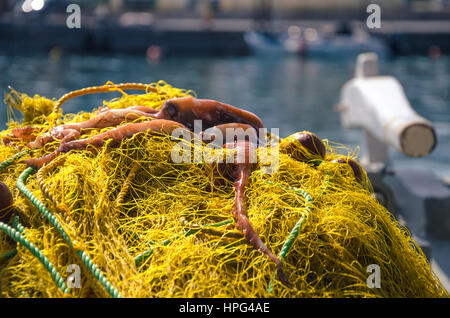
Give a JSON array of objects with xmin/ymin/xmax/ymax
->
[
  {"xmin": 8, "ymin": 96, "xmax": 264, "ymax": 162},
  {"xmin": 8, "ymin": 95, "xmax": 295, "ymax": 286}
]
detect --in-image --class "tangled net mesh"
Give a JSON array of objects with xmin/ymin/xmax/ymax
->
[{"xmin": 0, "ymin": 81, "xmax": 448, "ymax": 298}]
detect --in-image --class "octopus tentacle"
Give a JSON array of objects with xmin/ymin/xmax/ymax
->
[
  {"xmin": 201, "ymin": 123, "xmax": 259, "ymax": 146},
  {"xmin": 55, "ymin": 107, "xmax": 157, "ymax": 133},
  {"xmin": 24, "ymin": 152, "xmax": 59, "ymax": 170},
  {"xmin": 215, "ymin": 140, "xmax": 290, "ymax": 287},
  {"xmin": 156, "ymin": 97, "xmax": 264, "ymax": 132},
  {"xmin": 3, "ymin": 127, "xmax": 42, "ymax": 146},
  {"xmin": 25, "ymin": 107, "xmax": 158, "ymax": 149},
  {"xmin": 11, "ymin": 127, "xmax": 42, "ymax": 141},
  {"xmin": 23, "ymin": 119, "xmax": 189, "ymax": 169},
  {"xmin": 14, "ymin": 97, "xmax": 261, "ymax": 152},
  {"xmin": 27, "ymin": 134, "xmax": 55, "ymax": 149}
]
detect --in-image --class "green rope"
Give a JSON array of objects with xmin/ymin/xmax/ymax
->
[
  {"xmin": 1, "ymin": 215, "xmax": 27, "ymax": 262},
  {"xmin": 265, "ymin": 181, "xmax": 313, "ymax": 293},
  {"xmin": 0, "ymin": 216, "xmax": 26, "ymax": 263},
  {"xmin": 17, "ymin": 167, "xmax": 121, "ymax": 298},
  {"xmin": 0, "ymin": 149, "xmax": 31, "ymax": 172},
  {"xmin": 320, "ymin": 173, "xmax": 332, "ymax": 196},
  {"xmin": 0, "ymin": 221, "xmax": 69, "ymax": 294},
  {"xmin": 135, "ymin": 219, "xmax": 234, "ymax": 266},
  {"xmin": 1, "ymin": 249, "xmax": 17, "ymax": 261},
  {"xmin": 274, "ymin": 184, "xmax": 313, "ymax": 261},
  {"xmin": 183, "ymin": 219, "xmax": 234, "ymax": 237},
  {"xmin": 134, "ymin": 238, "xmax": 171, "ymax": 267},
  {"xmin": 17, "ymin": 168, "xmax": 73, "ymax": 245},
  {"xmin": 12, "ymin": 215, "xmax": 26, "ymax": 233}
]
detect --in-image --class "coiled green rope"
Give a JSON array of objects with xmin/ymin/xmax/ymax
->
[
  {"xmin": 12, "ymin": 215, "xmax": 26, "ymax": 233},
  {"xmin": 17, "ymin": 168, "xmax": 73, "ymax": 244},
  {"xmin": 0, "ymin": 216, "xmax": 26, "ymax": 262},
  {"xmin": 0, "ymin": 249, "xmax": 17, "ymax": 262},
  {"xmin": 0, "ymin": 216, "xmax": 26, "ymax": 263},
  {"xmin": 1, "ymin": 216, "xmax": 33, "ymax": 261},
  {"xmin": 17, "ymin": 167, "xmax": 121, "ymax": 298},
  {"xmin": 0, "ymin": 221, "xmax": 69, "ymax": 294}
]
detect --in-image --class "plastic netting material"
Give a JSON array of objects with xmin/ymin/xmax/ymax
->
[{"xmin": 0, "ymin": 81, "xmax": 448, "ymax": 298}]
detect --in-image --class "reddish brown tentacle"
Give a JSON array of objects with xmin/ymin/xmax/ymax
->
[
  {"xmin": 11, "ymin": 127, "xmax": 42, "ymax": 141},
  {"xmin": 23, "ymin": 152, "xmax": 59, "ymax": 169},
  {"xmin": 232, "ymin": 164, "xmax": 290, "ymax": 287},
  {"xmin": 232, "ymin": 164, "xmax": 273, "ymax": 258},
  {"xmin": 23, "ymin": 107, "xmax": 158, "ymax": 150},
  {"xmin": 27, "ymin": 134, "xmax": 55, "ymax": 149},
  {"xmin": 56, "ymin": 107, "xmax": 157, "ymax": 133},
  {"xmin": 3, "ymin": 135, "xmax": 15, "ymax": 146},
  {"xmin": 58, "ymin": 119, "xmax": 188, "ymax": 152},
  {"xmin": 201, "ymin": 123, "xmax": 258, "ymax": 145},
  {"xmin": 157, "ymin": 97, "xmax": 264, "ymax": 132},
  {"xmin": 214, "ymin": 140, "xmax": 290, "ymax": 287},
  {"xmin": 126, "ymin": 105, "xmax": 159, "ymax": 114},
  {"xmin": 59, "ymin": 129, "xmax": 81, "ymax": 144},
  {"xmin": 23, "ymin": 120, "xmax": 189, "ymax": 169}
]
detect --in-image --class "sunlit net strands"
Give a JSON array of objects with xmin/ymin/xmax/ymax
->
[{"xmin": 0, "ymin": 81, "xmax": 447, "ymax": 298}]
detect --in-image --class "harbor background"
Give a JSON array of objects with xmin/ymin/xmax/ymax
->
[
  {"xmin": 0, "ymin": 0, "xmax": 450, "ymax": 292},
  {"xmin": 1, "ymin": 0, "xmax": 450, "ymax": 55}
]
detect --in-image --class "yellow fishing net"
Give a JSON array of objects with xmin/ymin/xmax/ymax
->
[{"xmin": 0, "ymin": 81, "xmax": 448, "ymax": 298}]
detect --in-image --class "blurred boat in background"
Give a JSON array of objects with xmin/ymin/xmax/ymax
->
[{"xmin": 245, "ymin": 22, "xmax": 390, "ymax": 58}]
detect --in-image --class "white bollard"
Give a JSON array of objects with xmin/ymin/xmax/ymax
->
[{"xmin": 338, "ymin": 53, "xmax": 436, "ymax": 171}]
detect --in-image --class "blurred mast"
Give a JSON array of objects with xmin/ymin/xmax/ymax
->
[{"xmin": 254, "ymin": 0, "xmax": 273, "ymax": 33}]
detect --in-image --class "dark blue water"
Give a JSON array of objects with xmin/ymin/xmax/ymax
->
[{"xmin": 1, "ymin": 53, "xmax": 449, "ymax": 178}]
